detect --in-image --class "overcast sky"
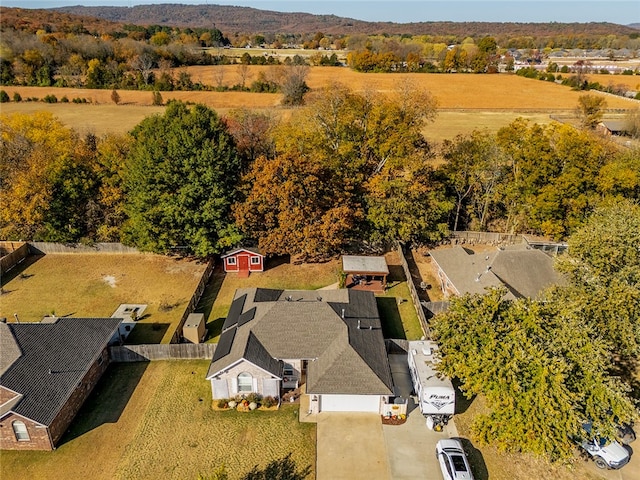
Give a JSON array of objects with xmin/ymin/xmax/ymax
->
[{"xmin": 3, "ymin": 1, "xmax": 639, "ymax": 25}]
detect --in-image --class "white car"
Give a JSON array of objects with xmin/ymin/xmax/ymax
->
[{"xmin": 436, "ymin": 438, "xmax": 475, "ymax": 480}]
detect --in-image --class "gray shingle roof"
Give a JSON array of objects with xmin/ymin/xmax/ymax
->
[
  {"xmin": 0, "ymin": 318, "xmax": 122, "ymax": 426},
  {"xmin": 342, "ymin": 255, "xmax": 389, "ymax": 274},
  {"xmin": 430, "ymin": 245, "xmax": 562, "ymax": 299},
  {"xmin": 207, "ymin": 288, "xmax": 393, "ymax": 395},
  {"xmin": 0, "ymin": 322, "xmax": 21, "ymax": 376}
]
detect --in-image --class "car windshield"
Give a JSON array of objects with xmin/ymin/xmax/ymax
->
[
  {"xmin": 451, "ymin": 454, "xmax": 468, "ymax": 472},
  {"xmin": 596, "ymin": 437, "xmax": 609, "ymax": 448}
]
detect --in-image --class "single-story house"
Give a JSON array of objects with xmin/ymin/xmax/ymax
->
[
  {"xmin": 0, "ymin": 317, "xmax": 122, "ymax": 450},
  {"xmin": 221, "ymin": 248, "xmax": 264, "ymax": 277},
  {"xmin": 342, "ymin": 255, "xmax": 389, "ymax": 293},
  {"xmin": 206, "ymin": 288, "xmax": 394, "ymax": 413},
  {"xmin": 430, "ymin": 244, "xmax": 563, "ymax": 300}
]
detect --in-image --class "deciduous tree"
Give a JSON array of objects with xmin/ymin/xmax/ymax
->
[
  {"xmin": 123, "ymin": 101, "xmax": 241, "ymax": 257},
  {"xmin": 432, "ymin": 289, "xmax": 636, "ymax": 461}
]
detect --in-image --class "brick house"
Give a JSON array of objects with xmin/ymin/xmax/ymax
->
[{"xmin": 0, "ymin": 317, "xmax": 121, "ymax": 451}]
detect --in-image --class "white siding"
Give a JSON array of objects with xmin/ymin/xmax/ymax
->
[
  {"xmin": 211, "ymin": 379, "xmax": 229, "ymax": 399},
  {"xmin": 263, "ymin": 378, "xmax": 279, "ymax": 398}
]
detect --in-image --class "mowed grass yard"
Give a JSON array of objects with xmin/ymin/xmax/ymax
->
[
  {"xmin": 0, "ymin": 361, "xmax": 315, "ymax": 480},
  {"xmin": 0, "ymin": 254, "xmax": 207, "ymax": 343},
  {"xmin": 197, "ymin": 253, "xmax": 424, "ymax": 343}
]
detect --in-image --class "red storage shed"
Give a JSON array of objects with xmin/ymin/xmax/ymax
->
[{"xmin": 221, "ymin": 248, "xmax": 264, "ymax": 277}]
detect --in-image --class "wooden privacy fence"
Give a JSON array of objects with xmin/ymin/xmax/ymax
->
[
  {"xmin": 110, "ymin": 343, "xmax": 217, "ymax": 362},
  {"xmin": 395, "ymin": 242, "xmax": 430, "ymax": 339},
  {"xmin": 170, "ymin": 258, "xmax": 215, "ymax": 343},
  {"xmin": 449, "ymin": 231, "xmax": 522, "ymax": 246},
  {"xmin": 0, "ymin": 241, "xmax": 29, "ymax": 275},
  {"xmin": 422, "ymin": 301, "xmax": 450, "ymax": 319},
  {"xmin": 28, "ymin": 242, "xmax": 141, "ymax": 254}
]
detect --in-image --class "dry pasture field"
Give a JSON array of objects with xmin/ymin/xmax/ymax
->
[
  {"xmin": 0, "ymin": 253, "xmax": 207, "ymax": 343},
  {"xmin": 1, "ymin": 69, "xmax": 638, "ymax": 138}
]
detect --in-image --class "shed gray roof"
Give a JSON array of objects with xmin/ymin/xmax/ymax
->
[
  {"xmin": 0, "ymin": 318, "xmax": 122, "ymax": 426},
  {"xmin": 430, "ymin": 245, "xmax": 562, "ymax": 299},
  {"xmin": 207, "ymin": 288, "xmax": 393, "ymax": 395},
  {"xmin": 342, "ymin": 255, "xmax": 389, "ymax": 274}
]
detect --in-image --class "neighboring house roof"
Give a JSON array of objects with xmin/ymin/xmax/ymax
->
[
  {"xmin": 221, "ymin": 248, "xmax": 263, "ymax": 258},
  {"xmin": 430, "ymin": 245, "xmax": 562, "ymax": 299},
  {"xmin": 342, "ymin": 255, "xmax": 389, "ymax": 274},
  {"xmin": 0, "ymin": 322, "xmax": 21, "ymax": 376},
  {"xmin": 598, "ymin": 120, "xmax": 628, "ymax": 133},
  {"xmin": 0, "ymin": 318, "xmax": 122, "ymax": 426},
  {"xmin": 430, "ymin": 247, "xmax": 508, "ymax": 298},
  {"xmin": 207, "ymin": 288, "xmax": 393, "ymax": 396}
]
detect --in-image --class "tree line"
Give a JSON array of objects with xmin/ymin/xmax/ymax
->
[{"xmin": 2, "ymin": 84, "xmax": 638, "ymax": 260}]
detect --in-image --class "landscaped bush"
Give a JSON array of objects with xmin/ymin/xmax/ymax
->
[
  {"xmin": 216, "ymin": 398, "xmax": 228, "ymax": 409},
  {"xmin": 0, "ymin": 90, "xmax": 9, "ymax": 102},
  {"xmin": 12, "ymin": 92, "xmax": 21, "ymax": 102},
  {"xmin": 43, "ymin": 94, "xmax": 58, "ymax": 103},
  {"xmin": 262, "ymin": 396, "xmax": 278, "ymax": 408},
  {"xmin": 61, "ymin": 95, "xmax": 69, "ymax": 102}
]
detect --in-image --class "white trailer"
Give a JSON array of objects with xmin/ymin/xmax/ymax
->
[{"xmin": 407, "ymin": 340, "xmax": 455, "ymax": 430}]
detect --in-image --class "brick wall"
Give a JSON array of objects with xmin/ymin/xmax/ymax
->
[
  {"xmin": 0, "ymin": 414, "xmax": 52, "ymax": 451},
  {"xmin": 48, "ymin": 348, "xmax": 110, "ymax": 446},
  {"xmin": 0, "ymin": 348, "xmax": 110, "ymax": 451}
]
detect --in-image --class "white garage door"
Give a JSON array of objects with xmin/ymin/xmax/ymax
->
[{"xmin": 319, "ymin": 395, "xmax": 380, "ymax": 412}]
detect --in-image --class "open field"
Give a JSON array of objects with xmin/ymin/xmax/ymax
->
[
  {"xmin": 587, "ymin": 73, "xmax": 640, "ymax": 91},
  {"xmin": 2, "ymin": 70, "xmax": 638, "ymax": 138},
  {"xmin": 0, "ymin": 254, "xmax": 207, "ymax": 343},
  {"xmin": 0, "ymin": 361, "xmax": 315, "ymax": 480}
]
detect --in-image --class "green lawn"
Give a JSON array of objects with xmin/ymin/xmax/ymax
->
[
  {"xmin": 0, "ymin": 361, "xmax": 315, "ymax": 480},
  {"xmin": 377, "ymin": 263, "xmax": 425, "ymax": 341}
]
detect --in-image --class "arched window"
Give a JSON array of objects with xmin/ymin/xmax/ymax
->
[
  {"xmin": 237, "ymin": 372, "xmax": 253, "ymax": 393},
  {"xmin": 12, "ymin": 420, "xmax": 29, "ymax": 441}
]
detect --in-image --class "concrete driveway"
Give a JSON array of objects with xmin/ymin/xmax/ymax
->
[
  {"xmin": 383, "ymin": 354, "xmax": 458, "ymax": 479},
  {"xmin": 316, "ymin": 412, "xmax": 389, "ymax": 480}
]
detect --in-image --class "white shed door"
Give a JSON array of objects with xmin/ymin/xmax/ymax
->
[{"xmin": 319, "ymin": 395, "xmax": 380, "ymax": 413}]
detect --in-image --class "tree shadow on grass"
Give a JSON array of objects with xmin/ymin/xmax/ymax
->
[
  {"xmin": 377, "ymin": 297, "xmax": 405, "ymax": 339},
  {"xmin": 60, "ymin": 362, "xmax": 148, "ymax": 446},
  {"xmin": 240, "ymin": 453, "xmax": 312, "ymax": 480},
  {"xmin": 1, "ymin": 254, "xmax": 44, "ymax": 287},
  {"xmin": 458, "ymin": 437, "xmax": 489, "ymax": 480},
  {"xmin": 453, "ymin": 378, "xmax": 475, "ymax": 415}
]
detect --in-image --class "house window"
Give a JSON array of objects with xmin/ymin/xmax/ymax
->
[
  {"xmin": 227, "ymin": 257, "xmax": 237, "ymax": 265},
  {"xmin": 283, "ymin": 363, "xmax": 294, "ymax": 376},
  {"xmin": 237, "ymin": 372, "xmax": 252, "ymax": 393},
  {"xmin": 250, "ymin": 256, "xmax": 260, "ymax": 265},
  {"xmin": 12, "ymin": 420, "xmax": 30, "ymax": 441}
]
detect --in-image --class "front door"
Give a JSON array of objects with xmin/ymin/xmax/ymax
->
[{"xmin": 238, "ymin": 255, "xmax": 249, "ymax": 272}]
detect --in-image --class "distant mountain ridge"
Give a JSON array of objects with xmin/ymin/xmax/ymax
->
[{"xmin": 51, "ymin": 4, "xmax": 638, "ymax": 37}]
